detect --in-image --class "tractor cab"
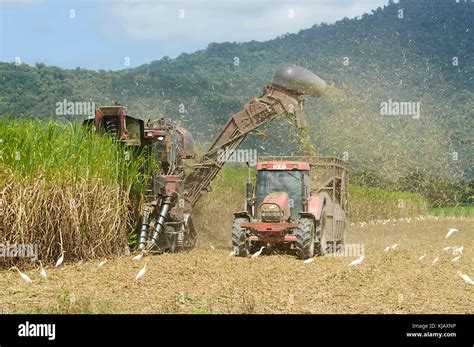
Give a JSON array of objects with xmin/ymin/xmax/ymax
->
[
  {"xmin": 255, "ymin": 161, "xmax": 311, "ymax": 220},
  {"xmin": 144, "ymin": 118, "xmax": 196, "ymax": 174}
]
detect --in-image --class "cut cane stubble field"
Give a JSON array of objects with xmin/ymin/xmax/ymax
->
[{"xmin": 0, "ymin": 217, "xmax": 472, "ymax": 314}]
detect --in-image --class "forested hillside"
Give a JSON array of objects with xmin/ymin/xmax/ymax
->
[{"xmin": 0, "ymin": 0, "xmax": 472, "ymax": 179}]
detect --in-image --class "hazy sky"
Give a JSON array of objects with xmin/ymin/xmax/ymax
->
[{"xmin": 0, "ymin": 0, "xmax": 389, "ymax": 70}]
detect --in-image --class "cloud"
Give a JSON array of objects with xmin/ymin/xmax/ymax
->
[{"xmin": 103, "ymin": 0, "xmax": 388, "ymax": 43}]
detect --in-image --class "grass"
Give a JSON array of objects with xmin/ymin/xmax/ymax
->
[
  {"xmin": 0, "ymin": 117, "xmax": 152, "ymax": 267},
  {"xmin": 349, "ymin": 185, "xmax": 428, "ymax": 222},
  {"xmin": 0, "ymin": 217, "xmax": 472, "ymax": 314},
  {"xmin": 429, "ymin": 204, "xmax": 474, "ymax": 217}
]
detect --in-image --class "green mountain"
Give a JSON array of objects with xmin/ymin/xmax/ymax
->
[{"xmin": 0, "ymin": 0, "xmax": 472, "ymax": 179}]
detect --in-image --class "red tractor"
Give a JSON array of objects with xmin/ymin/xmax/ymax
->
[{"xmin": 232, "ymin": 156, "xmax": 349, "ymax": 259}]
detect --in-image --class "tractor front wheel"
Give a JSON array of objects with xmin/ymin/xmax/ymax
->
[
  {"xmin": 295, "ymin": 217, "xmax": 315, "ymax": 259},
  {"xmin": 232, "ymin": 217, "xmax": 250, "ymax": 257}
]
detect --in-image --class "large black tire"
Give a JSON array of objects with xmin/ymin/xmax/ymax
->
[
  {"xmin": 315, "ymin": 210, "xmax": 328, "ymax": 256},
  {"xmin": 295, "ymin": 217, "xmax": 315, "ymax": 259},
  {"xmin": 232, "ymin": 217, "xmax": 250, "ymax": 257}
]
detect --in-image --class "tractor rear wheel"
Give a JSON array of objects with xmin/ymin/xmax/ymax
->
[
  {"xmin": 295, "ymin": 217, "xmax": 315, "ymax": 259},
  {"xmin": 232, "ymin": 217, "xmax": 250, "ymax": 257}
]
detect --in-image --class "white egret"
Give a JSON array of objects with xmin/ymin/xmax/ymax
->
[
  {"xmin": 39, "ymin": 261, "xmax": 47, "ymax": 280},
  {"xmin": 304, "ymin": 257, "xmax": 314, "ymax": 264},
  {"xmin": 452, "ymin": 246, "xmax": 464, "ymax": 255},
  {"xmin": 135, "ymin": 264, "xmax": 147, "ymax": 282},
  {"xmin": 418, "ymin": 255, "xmax": 426, "ymax": 262},
  {"xmin": 431, "ymin": 256, "xmax": 440, "ymax": 266},
  {"xmin": 451, "ymin": 256, "xmax": 461, "ymax": 263},
  {"xmin": 445, "ymin": 228, "xmax": 458, "ymax": 239},
  {"xmin": 132, "ymin": 253, "xmax": 143, "ymax": 261},
  {"xmin": 348, "ymin": 255, "xmax": 365, "ymax": 267},
  {"xmin": 98, "ymin": 260, "xmax": 107, "ymax": 267},
  {"xmin": 11, "ymin": 267, "xmax": 32, "ymax": 284},
  {"xmin": 55, "ymin": 251, "xmax": 65, "ymax": 268},
  {"xmin": 457, "ymin": 272, "xmax": 474, "ymax": 285},
  {"xmin": 251, "ymin": 246, "xmax": 265, "ymax": 259},
  {"xmin": 384, "ymin": 244, "xmax": 398, "ymax": 252},
  {"xmin": 442, "ymin": 247, "xmax": 451, "ymax": 252}
]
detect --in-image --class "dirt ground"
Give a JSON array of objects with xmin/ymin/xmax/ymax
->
[{"xmin": 0, "ymin": 216, "xmax": 472, "ymax": 314}]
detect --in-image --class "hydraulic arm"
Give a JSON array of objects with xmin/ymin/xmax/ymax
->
[{"xmin": 184, "ymin": 64, "xmax": 326, "ymax": 208}]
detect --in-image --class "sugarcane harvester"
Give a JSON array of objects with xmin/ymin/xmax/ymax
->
[
  {"xmin": 84, "ymin": 64, "xmax": 327, "ymax": 253},
  {"xmin": 83, "ymin": 107, "xmax": 198, "ymax": 252},
  {"xmin": 137, "ymin": 118, "xmax": 198, "ymax": 252}
]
